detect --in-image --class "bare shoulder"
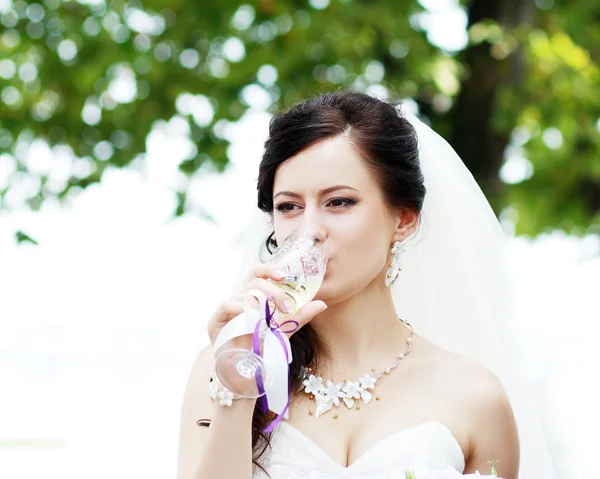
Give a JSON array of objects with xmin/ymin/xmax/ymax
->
[
  {"xmin": 456, "ymin": 356, "xmax": 519, "ymax": 476},
  {"xmin": 443, "ymin": 350, "xmax": 514, "ymax": 423},
  {"xmin": 426, "ymin": 340, "xmax": 515, "ymax": 422},
  {"xmin": 416, "ymin": 335, "xmax": 510, "ymax": 399},
  {"xmin": 417, "ymin": 337, "xmax": 519, "ymax": 477}
]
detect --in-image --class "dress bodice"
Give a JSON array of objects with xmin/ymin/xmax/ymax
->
[{"xmin": 253, "ymin": 420, "xmax": 466, "ymax": 478}]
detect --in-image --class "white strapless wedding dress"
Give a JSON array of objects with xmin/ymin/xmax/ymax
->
[{"xmin": 254, "ymin": 420, "xmax": 465, "ymax": 478}]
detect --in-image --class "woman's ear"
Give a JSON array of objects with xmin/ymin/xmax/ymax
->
[{"xmin": 395, "ymin": 208, "xmax": 419, "ymax": 241}]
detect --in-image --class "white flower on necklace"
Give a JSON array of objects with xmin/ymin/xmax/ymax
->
[
  {"xmin": 303, "ymin": 374, "xmax": 324, "ymax": 395},
  {"xmin": 342, "ymin": 380, "xmax": 364, "ymax": 408},
  {"xmin": 322, "ymin": 380, "xmax": 344, "ymax": 406},
  {"xmin": 342, "ymin": 380, "xmax": 363, "ymax": 398},
  {"xmin": 359, "ymin": 374, "xmax": 376, "ymax": 390},
  {"xmin": 358, "ymin": 373, "xmax": 376, "ymax": 404}
]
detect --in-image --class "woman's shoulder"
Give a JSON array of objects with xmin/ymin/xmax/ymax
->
[
  {"xmin": 413, "ymin": 336, "xmax": 518, "ymax": 467},
  {"xmin": 419, "ymin": 338, "xmax": 516, "ymax": 434},
  {"xmin": 415, "ymin": 335, "xmax": 512, "ymax": 415},
  {"xmin": 416, "ymin": 335, "xmax": 502, "ymax": 381}
]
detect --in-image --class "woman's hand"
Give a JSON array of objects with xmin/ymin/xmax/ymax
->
[{"xmin": 207, "ymin": 262, "xmax": 327, "ymax": 349}]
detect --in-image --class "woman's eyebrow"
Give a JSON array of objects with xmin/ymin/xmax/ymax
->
[{"xmin": 273, "ymin": 185, "xmax": 359, "ymax": 200}]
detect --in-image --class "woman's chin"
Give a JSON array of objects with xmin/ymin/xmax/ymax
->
[
  {"xmin": 313, "ymin": 286, "xmax": 328, "ymax": 303},
  {"xmin": 313, "ymin": 283, "xmax": 338, "ymax": 304}
]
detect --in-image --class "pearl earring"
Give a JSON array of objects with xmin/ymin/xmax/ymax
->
[{"xmin": 385, "ymin": 239, "xmax": 406, "ymax": 287}]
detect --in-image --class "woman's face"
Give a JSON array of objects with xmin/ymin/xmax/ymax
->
[{"xmin": 272, "ymin": 134, "xmax": 400, "ymax": 304}]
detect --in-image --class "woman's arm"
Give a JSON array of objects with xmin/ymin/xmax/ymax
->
[
  {"xmin": 177, "ymin": 262, "xmax": 327, "ymax": 479},
  {"xmin": 463, "ymin": 369, "xmax": 520, "ymax": 478},
  {"xmin": 177, "ymin": 344, "xmax": 257, "ymax": 479}
]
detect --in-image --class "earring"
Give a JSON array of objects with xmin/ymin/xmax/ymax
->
[{"xmin": 385, "ymin": 239, "xmax": 406, "ymax": 287}]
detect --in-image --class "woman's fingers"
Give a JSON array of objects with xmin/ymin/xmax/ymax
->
[
  {"xmin": 231, "ymin": 285, "xmax": 328, "ymax": 337},
  {"xmin": 243, "ymin": 277, "xmax": 294, "ymax": 315},
  {"xmin": 214, "ymin": 299, "xmax": 245, "ymax": 320},
  {"xmin": 207, "ymin": 299, "xmax": 245, "ymax": 346},
  {"xmin": 209, "ymin": 262, "xmax": 324, "ymax": 349},
  {"xmin": 286, "ymin": 300, "xmax": 327, "ymax": 336},
  {"xmin": 245, "ymin": 263, "xmax": 285, "ymax": 283}
]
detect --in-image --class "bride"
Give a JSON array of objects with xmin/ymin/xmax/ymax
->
[{"xmin": 177, "ymin": 91, "xmax": 559, "ymax": 478}]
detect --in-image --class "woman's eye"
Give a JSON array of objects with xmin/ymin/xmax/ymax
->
[
  {"xmin": 275, "ymin": 203, "xmax": 297, "ymax": 212},
  {"xmin": 328, "ymin": 198, "xmax": 356, "ymax": 208},
  {"xmin": 275, "ymin": 198, "xmax": 356, "ymax": 213}
]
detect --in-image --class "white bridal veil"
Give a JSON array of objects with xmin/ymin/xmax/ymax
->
[{"xmin": 233, "ymin": 109, "xmax": 559, "ymax": 478}]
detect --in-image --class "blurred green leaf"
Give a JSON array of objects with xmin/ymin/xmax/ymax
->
[
  {"xmin": 15, "ymin": 230, "xmax": 39, "ymax": 245},
  {"xmin": 0, "ymin": 0, "xmax": 598, "ymax": 238}
]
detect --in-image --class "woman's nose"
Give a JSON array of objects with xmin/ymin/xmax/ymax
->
[
  {"xmin": 291, "ymin": 205, "xmax": 328, "ymax": 249},
  {"xmin": 298, "ymin": 222, "xmax": 328, "ymax": 251},
  {"xmin": 298, "ymin": 214, "xmax": 327, "ymax": 239},
  {"xmin": 299, "ymin": 206, "xmax": 325, "ymax": 232}
]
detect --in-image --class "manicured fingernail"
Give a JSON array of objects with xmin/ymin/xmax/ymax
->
[
  {"xmin": 283, "ymin": 300, "xmax": 292, "ymax": 312},
  {"xmin": 275, "ymin": 269, "xmax": 286, "ymax": 277}
]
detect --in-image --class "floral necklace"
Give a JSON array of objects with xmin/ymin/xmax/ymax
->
[{"xmin": 300, "ymin": 318, "xmax": 414, "ymax": 419}]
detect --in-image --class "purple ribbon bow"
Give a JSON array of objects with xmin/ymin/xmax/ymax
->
[{"xmin": 252, "ymin": 297, "xmax": 299, "ymax": 433}]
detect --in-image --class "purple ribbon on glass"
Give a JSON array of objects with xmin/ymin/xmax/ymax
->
[
  {"xmin": 252, "ymin": 296, "xmax": 299, "ymax": 433},
  {"xmin": 213, "ymin": 288, "xmax": 300, "ymax": 433}
]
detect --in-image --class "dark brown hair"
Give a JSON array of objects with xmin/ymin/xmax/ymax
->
[
  {"xmin": 200, "ymin": 90, "xmax": 426, "ymax": 476},
  {"xmin": 251, "ymin": 90, "xmax": 426, "ymax": 472}
]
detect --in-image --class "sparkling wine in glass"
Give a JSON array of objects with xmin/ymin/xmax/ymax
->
[
  {"xmin": 268, "ymin": 230, "xmax": 327, "ymax": 319},
  {"xmin": 214, "ymin": 227, "xmax": 327, "ymax": 398}
]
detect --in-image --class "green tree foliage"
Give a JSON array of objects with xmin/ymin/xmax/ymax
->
[{"xmin": 0, "ymin": 0, "xmax": 598, "ymax": 237}]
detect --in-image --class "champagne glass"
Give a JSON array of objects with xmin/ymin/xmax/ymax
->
[{"xmin": 214, "ymin": 227, "xmax": 327, "ymax": 398}]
